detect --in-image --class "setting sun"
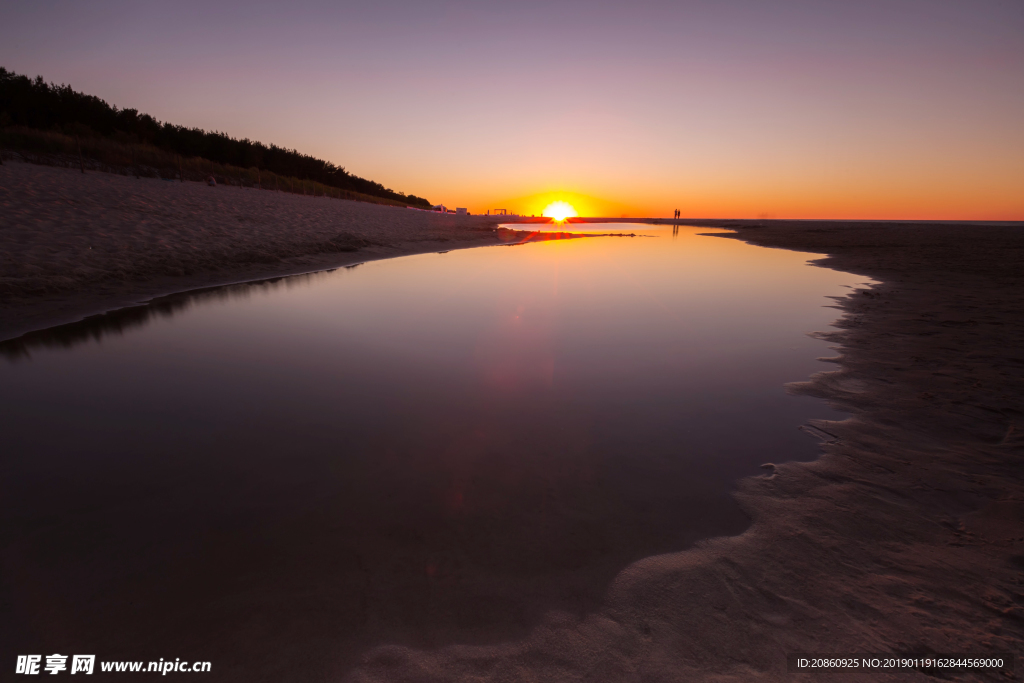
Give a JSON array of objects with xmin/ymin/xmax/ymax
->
[{"xmin": 542, "ymin": 201, "xmax": 578, "ymax": 222}]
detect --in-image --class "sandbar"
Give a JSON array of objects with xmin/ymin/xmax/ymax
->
[{"xmin": 0, "ymin": 162, "xmax": 506, "ymax": 340}]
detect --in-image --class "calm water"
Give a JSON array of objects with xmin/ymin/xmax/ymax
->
[{"xmin": 1, "ymin": 225, "xmax": 862, "ymax": 680}]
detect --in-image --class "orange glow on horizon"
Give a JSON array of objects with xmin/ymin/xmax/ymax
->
[
  {"xmin": 542, "ymin": 201, "xmax": 578, "ymax": 222},
  {"xmin": 481, "ymin": 191, "xmax": 642, "ymax": 220},
  {"xmin": 466, "ymin": 179, "xmax": 1024, "ymax": 221}
]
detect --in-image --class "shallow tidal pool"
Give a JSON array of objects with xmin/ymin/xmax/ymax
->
[{"xmin": 1, "ymin": 224, "xmax": 865, "ymax": 679}]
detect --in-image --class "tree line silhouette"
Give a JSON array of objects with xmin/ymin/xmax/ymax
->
[{"xmin": 0, "ymin": 67, "xmax": 432, "ymax": 207}]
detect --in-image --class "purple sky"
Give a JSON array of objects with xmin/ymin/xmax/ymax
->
[{"xmin": 3, "ymin": 0, "xmax": 1022, "ymax": 217}]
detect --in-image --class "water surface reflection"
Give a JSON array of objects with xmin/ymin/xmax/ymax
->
[
  {"xmin": 1, "ymin": 225, "xmax": 861, "ymax": 680},
  {"xmin": 0, "ymin": 271, "xmax": 336, "ymax": 359}
]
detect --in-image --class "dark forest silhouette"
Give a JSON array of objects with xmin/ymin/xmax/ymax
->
[{"xmin": 0, "ymin": 67, "xmax": 431, "ymax": 207}]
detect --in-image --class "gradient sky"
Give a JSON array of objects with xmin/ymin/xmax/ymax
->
[{"xmin": 3, "ymin": 0, "xmax": 1022, "ymax": 218}]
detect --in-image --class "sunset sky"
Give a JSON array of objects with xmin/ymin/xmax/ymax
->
[{"xmin": 3, "ymin": 0, "xmax": 1022, "ymax": 219}]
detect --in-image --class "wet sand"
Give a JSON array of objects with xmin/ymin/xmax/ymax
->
[{"xmin": 345, "ymin": 220, "xmax": 1024, "ymax": 682}]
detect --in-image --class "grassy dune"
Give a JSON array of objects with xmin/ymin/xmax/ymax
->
[{"xmin": 1, "ymin": 126, "xmax": 414, "ymax": 208}]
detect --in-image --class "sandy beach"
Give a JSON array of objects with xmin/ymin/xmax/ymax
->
[
  {"xmin": 0, "ymin": 162, "xmax": 507, "ymax": 340},
  {"xmin": 3, "ymin": 162, "xmax": 1022, "ymax": 680}
]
